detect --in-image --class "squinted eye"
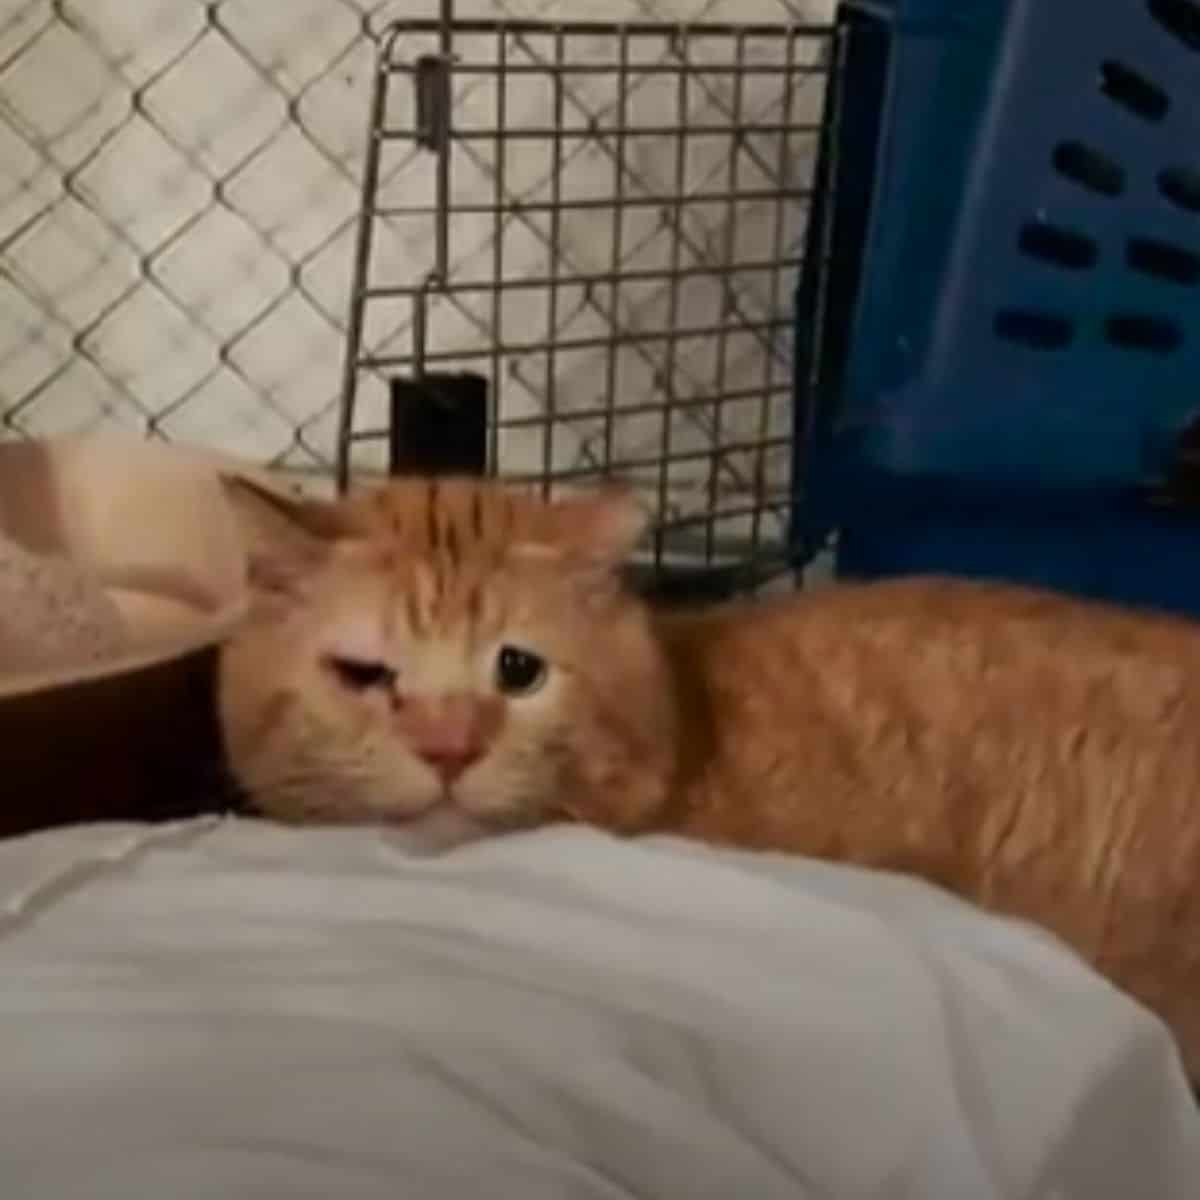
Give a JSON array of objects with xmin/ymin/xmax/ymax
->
[
  {"xmin": 325, "ymin": 655, "xmax": 396, "ymax": 692},
  {"xmin": 495, "ymin": 645, "xmax": 548, "ymax": 696}
]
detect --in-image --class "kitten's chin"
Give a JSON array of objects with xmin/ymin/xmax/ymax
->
[{"xmin": 380, "ymin": 803, "xmax": 493, "ymax": 855}]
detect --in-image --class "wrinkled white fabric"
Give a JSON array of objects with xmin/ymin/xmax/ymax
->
[{"xmin": 0, "ymin": 818, "xmax": 1196, "ymax": 1200}]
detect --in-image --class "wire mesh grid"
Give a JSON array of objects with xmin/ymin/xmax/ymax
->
[
  {"xmin": 0, "ymin": 0, "xmax": 386, "ymax": 462},
  {"xmin": 340, "ymin": 17, "xmax": 833, "ymax": 580}
]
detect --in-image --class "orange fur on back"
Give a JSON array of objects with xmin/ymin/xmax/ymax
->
[{"xmin": 219, "ymin": 475, "xmax": 1200, "ymax": 1075}]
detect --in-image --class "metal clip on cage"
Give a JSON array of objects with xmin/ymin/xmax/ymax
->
[{"xmin": 336, "ymin": 7, "xmax": 834, "ymax": 600}]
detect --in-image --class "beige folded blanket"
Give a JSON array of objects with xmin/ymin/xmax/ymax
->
[
  {"xmin": 0, "ymin": 435, "xmax": 256, "ymax": 700},
  {"xmin": 0, "ymin": 530, "xmax": 130, "ymax": 674},
  {"xmin": 0, "ymin": 520, "xmax": 232, "ymax": 677}
]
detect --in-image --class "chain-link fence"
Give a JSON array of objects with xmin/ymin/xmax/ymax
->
[{"xmin": 0, "ymin": 0, "xmax": 830, "ymax": 491}]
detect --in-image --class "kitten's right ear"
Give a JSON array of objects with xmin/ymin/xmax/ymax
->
[{"xmin": 221, "ymin": 474, "xmax": 347, "ymax": 598}]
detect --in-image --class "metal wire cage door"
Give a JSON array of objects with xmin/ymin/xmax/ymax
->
[{"xmin": 337, "ymin": 17, "xmax": 832, "ymax": 594}]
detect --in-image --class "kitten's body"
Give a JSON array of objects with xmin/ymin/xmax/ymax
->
[
  {"xmin": 659, "ymin": 584, "xmax": 1200, "ymax": 1074},
  {"xmin": 220, "ymin": 476, "xmax": 1200, "ymax": 1074}
]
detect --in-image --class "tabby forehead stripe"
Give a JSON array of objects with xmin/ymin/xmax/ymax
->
[
  {"xmin": 466, "ymin": 583, "xmax": 483, "ymax": 626},
  {"xmin": 363, "ymin": 484, "xmax": 496, "ymax": 639},
  {"xmin": 426, "ymin": 481, "xmax": 441, "ymax": 552},
  {"xmin": 404, "ymin": 573, "xmax": 424, "ymax": 636},
  {"xmin": 470, "ymin": 488, "xmax": 484, "ymax": 539}
]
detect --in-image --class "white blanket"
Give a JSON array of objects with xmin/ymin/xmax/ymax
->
[{"xmin": 0, "ymin": 818, "xmax": 1196, "ymax": 1199}]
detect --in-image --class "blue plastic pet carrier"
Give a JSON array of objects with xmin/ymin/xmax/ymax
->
[{"xmin": 794, "ymin": 0, "xmax": 1200, "ymax": 616}]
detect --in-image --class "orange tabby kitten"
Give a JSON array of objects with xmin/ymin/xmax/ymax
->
[{"xmin": 219, "ymin": 475, "xmax": 1200, "ymax": 1075}]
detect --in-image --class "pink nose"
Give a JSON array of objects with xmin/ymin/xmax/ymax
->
[
  {"xmin": 416, "ymin": 745, "xmax": 482, "ymax": 784},
  {"xmin": 399, "ymin": 693, "xmax": 496, "ymax": 786}
]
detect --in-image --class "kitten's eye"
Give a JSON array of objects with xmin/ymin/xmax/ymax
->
[
  {"xmin": 325, "ymin": 655, "xmax": 396, "ymax": 692},
  {"xmin": 495, "ymin": 645, "xmax": 547, "ymax": 696}
]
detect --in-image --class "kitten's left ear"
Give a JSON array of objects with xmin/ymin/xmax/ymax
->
[
  {"xmin": 221, "ymin": 474, "xmax": 349, "ymax": 598},
  {"xmin": 546, "ymin": 482, "xmax": 649, "ymax": 566}
]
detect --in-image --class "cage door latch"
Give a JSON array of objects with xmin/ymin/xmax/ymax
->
[{"xmin": 414, "ymin": 54, "xmax": 452, "ymax": 152}]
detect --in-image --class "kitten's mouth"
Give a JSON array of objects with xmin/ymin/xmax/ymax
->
[
  {"xmin": 384, "ymin": 788, "xmax": 485, "ymax": 829},
  {"xmin": 383, "ymin": 794, "xmax": 456, "ymax": 825},
  {"xmin": 379, "ymin": 794, "xmax": 493, "ymax": 852}
]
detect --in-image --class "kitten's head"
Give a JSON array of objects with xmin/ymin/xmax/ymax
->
[{"xmin": 218, "ymin": 475, "xmax": 679, "ymax": 850}]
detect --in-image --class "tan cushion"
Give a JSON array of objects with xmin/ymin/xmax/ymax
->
[
  {"xmin": 0, "ymin": 434, "xmax": 256, "ymax": 836},
  {"xmin": 0, "ymin": 434, "xmax": 249, "ymax": 698}
]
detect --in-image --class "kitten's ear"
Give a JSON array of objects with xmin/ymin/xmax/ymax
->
[
  {"xmin": 546, "ymin": 483, "xmax": 648, "ymax": 566},
  {"xmin": 221, "ymin": 474, "xmax": 347, "ymax": 598}
]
